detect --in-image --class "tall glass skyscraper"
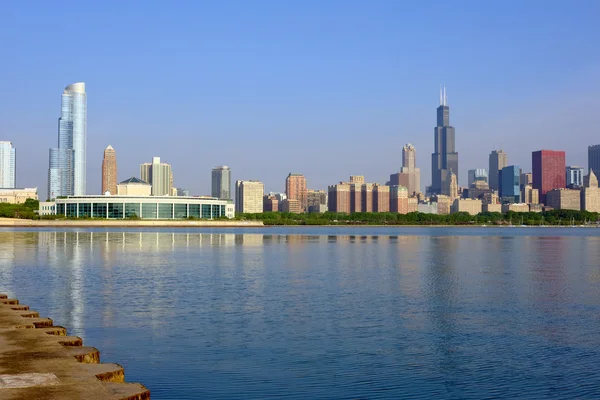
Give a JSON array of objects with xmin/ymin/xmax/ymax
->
[
  {"xmin": 0, "ymin": 141, "xmax": 16, "ymax": 188},
  {"xmin": 431, "ymin": 87, "xmax": 458, "ymax": 195},
  {"xmin": 48, "ymin": 83, "xmax": 87, "ymax": 199},
  {"xmin": 212, "ymin": 166, "xmax": 231, "ymax": 200}
]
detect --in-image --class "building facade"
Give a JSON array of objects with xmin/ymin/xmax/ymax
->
[
  {"xmin": 532, "ymin": 150, "xmax": 566, "ymax": 204},
  {"xmin": 101, "ymin": 145, "xmax": 117, "ymax": 195},
  {"xmin": 431, "ymin": 87, "xmax": 458, "ymax": 195},
  {"xmin": 211, "ymin": 166, "xmax": 231, "ymax": 200},
  {"xmin": 399, "ymin": 143, "xmax": 421, "ymax": 195},
  {"xmin": 372, "ymin": 184, "xmax": 390, "ymax": 212},
  {"xmin": 390, "ymin": 185, "xmax": 409, "ymax": 214},
  {"xmin": 328, "ymin": 183, "xmax": 351, "ymax": 213},
  {"xmin": 140, "ymin": 157, "xmax": 172, "ymax": 196},
  {"xmin": 0, "ymin": 188, "xmax": 37, "ymax": 204},
  {"xmin": 48, "ymin": 83, "xmax": 87, "ymax": 199},
  {"xmin": 581, "ymin": 169, "xmax": 600, "ymax": 212},
  {"xmin": 307, "ymin": 189, "xmax": 327, "ymax": 212},
  {"xmin": 566, "ymin": 166, "xmax": 584, "ymax": 188},
  {"xmin": 235, "ymin": 180, "xmax": 264, "ymax": 213},
  {"xmin": 489, "ymin": 150, "xmax": 507, "ymax": 192},
  {"xmin": 46, "ymin": 196, "xmax": 233, "ymax": 219},
  {"xmin": 117, "ymin": 177, "xmax": 151, "ymax": 196},
  {"xmin": 468, "ymin": 169, "xmax": 488, "ymax": 186},
  {"xmin": 263, "ymin": 195, "xmax": 279, "ymax": 212},
  {"xmin": 451, "ymin": 199, "xmax": 482, "ymax": 215},
  {"xmin": 546, "ymin": 188, "xmax": 581, "ymax": 211},
  {"xmin": 281, "ymin": 199, "xmax": 302, "ymax": 213},
  {"xmin": 500, "ymin": 165, "xmax": 521, "ymax": 203},
  {"xmin": 521, "ymin": 184, "xmax": 539, "ymax": 205},
  {"xmin": 520, "ymin": 172, "xmax": 532, "ymax": 186},
  {"xmin": 589, "ymin": 145, "xmax": 600, "ymax": 179},
  {"xmin": 285, "ymin": 173, "xmax": 307, "ymax": 212},
  {"xmin": 0, "ymin": 141, "xmax": 16, "ymax": 188}
]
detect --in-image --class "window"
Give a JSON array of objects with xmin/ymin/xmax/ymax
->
[
  {"xmin": 158, "ymin": 203, "xmax": 173, "ymax": 219},
  {"xmin": 212, "ymin": 205, "xmax": 221, "ymax": 218},
  {"xmin": 108, "ymin": 203, "xmax": 123, "ymax": 219},
  {"xmin": 93, "ymin": 203, "xmax": 107, "ymax": 218},
  {"xmin": 174, "ymin": 204, "xmax": 187, "ymax": 219},
  {"xmin": 125, "ymin": 203, "xmax": 141, "ymax": 218},
  {"xmin": 201, "ymin": 204, "xmax": 211, "ymax": 219},
  {"xmin": 66, "ymin": 203, "xmax": 77, "ymax": 218},
  {"xmin": 79, "ymin": 203, "xmax": 91, "ymax": 218},
  {"xmin": 57, "ymin": 203, "xmax": 65, "ymax": 215},
  {"xmin": 142, "ymin": 203, "xmax": 157, "ymax": 219},
  {"xmin": 189, "ymin": 204, "xmax": 200, "ymax": 218}
]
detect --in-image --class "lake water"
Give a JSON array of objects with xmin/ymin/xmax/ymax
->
[{"xmin": 1, "ymin": 227, "xmax": 600, "ymax": 399}]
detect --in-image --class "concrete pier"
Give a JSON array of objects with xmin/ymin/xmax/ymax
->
[{"xmin": 0, "ymin": 294, "xmax": 150, "ymax": 399}]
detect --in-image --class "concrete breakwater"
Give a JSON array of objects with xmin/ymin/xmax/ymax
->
[
  {"xmin": 0, "ymin": 218, "xmax": 263, "ymax": 228},
  {"xmin": 0, "ymin": 294, "xmax": 150, "ymax": 399}
]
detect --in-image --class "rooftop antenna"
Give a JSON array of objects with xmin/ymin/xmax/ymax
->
[
  {"xmin": 443, "ymin": 86, "xmax": 447, "ymax": 106},
  {"xmin": 439, "ymin": 86, "xmax": 443, "ymax": 106}
]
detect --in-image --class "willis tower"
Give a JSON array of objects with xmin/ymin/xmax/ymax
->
[{"xmin": 430, "ymin": 87, "xmax": 458, "ymax": 195}]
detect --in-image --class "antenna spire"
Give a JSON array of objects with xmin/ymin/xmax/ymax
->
[{"xmin": 443, "ymin": 86, "xmax": 447, "ymax": 106}]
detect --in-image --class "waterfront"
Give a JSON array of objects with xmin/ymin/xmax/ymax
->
[{"xmin": 1, "ymin": 227, "xmax": 600, "ymax": 399}]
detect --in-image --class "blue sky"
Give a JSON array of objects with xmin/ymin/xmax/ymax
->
[{"xmin": 1, "ymin": 0, "xmax": 599, "ymax": 196}]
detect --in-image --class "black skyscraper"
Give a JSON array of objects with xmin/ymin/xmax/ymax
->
[{"xmin": 431, "ymin": 87, "xmax": 458, "ymax": 195}]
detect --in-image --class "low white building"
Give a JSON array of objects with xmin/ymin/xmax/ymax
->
[{"xmin": 0, "ymin": 188, "xmax": 38, "ymax": 204}]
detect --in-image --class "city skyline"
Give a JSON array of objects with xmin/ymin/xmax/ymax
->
[{"xmin": 2, "ymin": 2, "xmax": 600, "ymax": 197}]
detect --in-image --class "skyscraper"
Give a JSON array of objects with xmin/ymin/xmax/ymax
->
[
  {"xmin": 235, "ymin": 180, "xmax": 264, "ymax": 213},
  {"xmin": 211, "ymin": 166, "xmax": 231, "ymax": 200},
  {"xmin": 285, "ymin": 173, "xmax": 307, "ymax": 212},
  {"xmin": 588, "ymin": 145, "xmax": 600, "ymax": 180},
  {"xmin": 489, "ymin": 150, "xmax": 507, "ymax": 191},
  {"xmin": 431, "ymin": 87, "xmax": 458, "ymax": 195},
  {"xmin": 566, "ymin": 166, "xmax": 584, "ymax": 188},
  {"xmin": 532, "ymin": 150, "xmax": 566, "ymax": 204},
  {"xmin": 468, "ymin": 169, "xmax": 488, "ymax": 186},
  {"xmin": 101, "ymin": 145, "xmax": 117, "ymax": 195},
  {"xmin": 139, "ymin": 157, "xmax": 172, "ymax": 196},
  {"xmin": 399, "ymin": 144, "xmax": 421, "ymax": 195},
  {"xmin": 0, "ymin": 141, "xmax": 16, "ymax": 188},
  {"xmin": 500, "ymin": 165, "xmax": 521, "ymax": 203},
  {"xmin": 48, "ymin": 83, "xmax": 87, "ymax": 199}
]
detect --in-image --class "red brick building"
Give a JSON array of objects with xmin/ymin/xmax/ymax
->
[{"xmin": 532, "ymin": 150, "xmax": 566, "ymax": 204}]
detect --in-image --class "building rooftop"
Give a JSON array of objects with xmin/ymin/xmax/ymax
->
[{"xmin": 119, "ymin": 177, "xmax": 149, "ymax": 185}]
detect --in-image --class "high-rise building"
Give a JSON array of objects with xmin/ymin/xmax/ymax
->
[
  {"xmin": 235, "ymin": 180, "xmax": 264, "ymax": 213},
  {"xmin": 0, "ymin": 141, "xmax": 16, "ymax": 188},
  {"xmin": 48, "ymin": 82, "xmax": 87, "ymax": 199},
  {"xmin": 444, "ymin": 171, "xmax": 459, "ymax": 201},
  {"xmin": 431, "ymin": 87, "xmax": 458, "ymax": 195},
  {"xmin": 399, "ymin": 144, "xmax": 421, "ymax": 194},
  {"xmin": 546, "ymin": 188, "xmax": 581, "ymax": 211},
  {"xmin": 211, "ymin": 166, "xmax": 231, "ymax": 200},
  {"xmin": 468, "ymin": 169, "xmax": 488, "ymax": 186},
  {"xmin": 520, "ymin": 172, "xmax": 532, "ymax": 186},
  {"xmin": 521, "ymin": 185, "xmax": 539, "ymax": 205},
  {"xmin": 581, "ymin": 169, "xmax": 600, "ymax": 212},
  {"xmin": 390, "ymin": 185, "xmax": 409, "ymax": 214},
  {"xmin": 372, "ymin": 184, "xmax": 389, "ymax": 212},
  {"xmin": 500, "ymin": 165, "xmax": 521, "ymax": 203},
  {"xmin": 589, "ymin": 145, "xmax": 600, "ymax": 179},
  {"xmin": 361, "ymin": 183, "xmax": 374, "ymax": 212},
  {"xmin": 101, "ymin": 145, "xmax": 117, "ymax": 195},
  {"xmin": 327, "ymin": 182, "xmax": 351, "ymax": 213},
  {"xmin": 307, "ymin": 189, "xmax": 328, "ymax": 213},
  {"xmin": 140, "ymin": 157, "xmax": 172, "ymax": 196},
  {"xmin": 285, "ymin": 173, "xmax": 307, "ymax": 211},
  {"xmin": 532, "ymin": 150, "xmax": 566, "ymax": 204},
  {"xmin": 566, "ymin": 166, "xmax": 584, "ymax": 188},
  {"xmin": 488, "ymin": 150, "xmax": 507, "ymax": 192},
  {"xmin": 263, "ymin": 195, "xmax": 279, "ymax": 212}
]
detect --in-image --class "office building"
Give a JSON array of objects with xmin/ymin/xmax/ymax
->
[
  {"xmin": 390, "ymin": 186, "xmax": 409, "ymax": 214},
  {"xmin": 0, "ymin": 141, "xmax": 16, "ymax": 188},
  {"xmin": 444, "ymin": 172, "xmax": 459, "ymax": 201},
  {"xmin": 117, "ymin": 177, "xmax": 151, "ymax": 196},
  {"xmin": 0, "ymin": 188, "xmax": 37, "ymax": 204},
  {"xmin": 281, "ymin": 199, "xmax": 302, "ymax": 213},
  {"xmin": 46, "ymin": 195, "xmax": 233, "ymax": 219},
  {"xmin": 263, "ymin": 195, "xmax": 279, "ymax": 212},
  {"xmin": 502, "ymin": 203, "xmax": 529, "ymax": 213},
  {"xmin": 372, "ymin": 184, "xmax": 389, "ymax": 212},
  {"xmin": 328, "ymin": 182, "xmax": 351, "ymax": 213},
  {"xmin": 140, "ymin": 157, "xmax": 173, "ymax": 196},
  {"xmin": 521, "ymin": 185, "xmax": 539, "ymax": 205},
  {"xmin": 408, "ymin": 197, "xmax": 418, "ymax": 213},
  {"xmin": 520, "ymin": 172, "xmax": 532, "ymax": 186},
  {"xmin": 431, "ymin": 87, "xmax": 459, "ymax": 194},
  {"xmin": 211, "ymin": 166, "xmax": 231, "ymax": 200},
  {"xmin": 307, "ymin": 189, "xmax": 327, "ymax": 212},
  {"xmin": 483, "ymin": 203, "xmax": 502, "ymax": 213},
  {"xmin": 589, "ymin": 145, "xmax": 600, "ymax": 179},
  {"xmin": 435, "ymin": 195, "xmax": 452, "ymax": 215},
  {"xmin": 546, "ymin": 188, "xmax": 581, "ymax": 211},
  {"xmin": 581, "ymin": 169, "xmax": 600, "ymax": 212},
  {"xmin": 101, "ymin": 145, "xmax": 117, "ymax": 195},
  {"xmin": 532, "ymin": 150, "xmax": 566, "ymax": 204},
  {"xmin": 500, "ymin": 165, "xmax": 521, "ymax": 203},
  {"xmin": 451, "ymin": 199, "xmax": 482, "ymax": 215},
  {"xmin": 48, "ymin": 82, "xmax": 87, "ymax": 199},
  {"xmin": 235, "ymin": 180, "xmax": 264, "ymax": 214},
  {"xmin": 566, "ymin": 166, "xmax": 584, "ymax": 188},
  {"xmin": 399, "ymin": 144, "xmax": 421, "ymax": 195},
  {"xmin": 489, "ymin": 150, "xmax": 507, "ymax": 191},
  {"xmin": 285, "ymin": 173, "xmax": 307, "ymax": 211},
  {"xmin": 468, "ymin": 169, "xmax": 488, "ymax": 186},
  {"xmin": 361, "ymin": 183, "xmax": 374, "ymax": 212}
]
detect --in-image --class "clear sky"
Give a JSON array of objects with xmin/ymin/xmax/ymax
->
[{"xmin": 1, "ymin": 0, "xmax": 599, "ymax": 197}]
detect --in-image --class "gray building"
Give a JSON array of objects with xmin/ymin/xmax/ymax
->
[
  {"xmin": 431, "ymin": 87, "xmax": 458, "ymax": 195},
  {"xmin": 489, "ymin": 150, "xmax": 507, "ymax": 192},
  {"xmin": 589, "ymin": 145, "xmax": 600, "ymax": 179},
  {"xmin": 211, "ymin": 166, "xmax": 231, "ymax": 200},
  {"xmin": 566, "ymin": 166, "xmax": 584, "ymax": 188},
  {"xmin": 468, "ymin": 168, "xmax": 488, "ymax": 186}
]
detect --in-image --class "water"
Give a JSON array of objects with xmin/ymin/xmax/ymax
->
[{"xmin": 1, "ymin": 227, "xmax": 600, "ymax": 399}]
